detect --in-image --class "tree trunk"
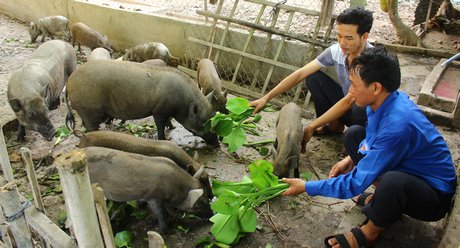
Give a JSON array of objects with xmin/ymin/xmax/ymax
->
[{"xmin": 387, "ymin": 0, "xmax": 424, "ymax": 47}]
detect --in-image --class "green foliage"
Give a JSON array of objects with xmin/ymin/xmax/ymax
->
[
  {"xmin": 108, "ymin": 200, "xmax": 148, "ymax": 225},
  {"xmin": 115, "ymin": 230, "xmax": 133, "ymax": 248},
  {"xmin": 207, "ymin": 97, "xmax": 262, "ymax": 153},
  {"xmin": 5, "ymin": 37, "xmax": 18, "ymax": 43},
  {"xmin": 54, "ymin": 125, "xmax": 72, "ymax": 146},
  {"xmin": 117, "ymin": 123, "xmax": 156, "ymax": 137},
  {"xmin": 209, "ymin": 160, "xmax": 288, "ymax": 245},
  {"xmin": 57, "ymin": 211, "xmax": 67, "ymax": 228}
]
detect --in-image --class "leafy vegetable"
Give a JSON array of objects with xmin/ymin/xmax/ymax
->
[
  {"xmin": 209, "ymin": 160, "xmax": 288, "ymax": 245},
  {"xmin": 206, "ymin": 97, "xmax": 262, "ymax": 153},
  {"xmin": 54, "ymin": 125, "xmax": 72, "ymax": 146},
  {"xmin": 114, "ymin": 230, "xmax": 133, "ymax": 248}
]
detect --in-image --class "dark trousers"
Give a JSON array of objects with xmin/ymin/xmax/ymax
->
[
  {"xmin": 344, "ymin": 125, "xmax": 455, "ymax": 227},
  {"xmin": 304, "ymin": 71, "xmax": 367, "ymax": 127}
]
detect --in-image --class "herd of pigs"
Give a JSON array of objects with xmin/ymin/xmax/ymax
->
[{"xmin": 6, "ymin": 15, "xmax": 304, "ymax": 233}]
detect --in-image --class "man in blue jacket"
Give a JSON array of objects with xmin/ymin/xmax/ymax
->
[{"xmin": 282, "ymin": 46, "xmax": 457, "ymax": 248}]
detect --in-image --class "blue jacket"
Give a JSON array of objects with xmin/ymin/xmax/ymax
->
[{"xmin": 306, "ymin": 91, "xmax": 456, "ymax": 198}]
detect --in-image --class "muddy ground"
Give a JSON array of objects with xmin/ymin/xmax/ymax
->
[{"xmin": 0, "ymin": 11, "xmax": 459, "ymax": 248}]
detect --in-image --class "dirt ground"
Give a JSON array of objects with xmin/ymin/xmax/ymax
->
[{"xmin": 0, "ymin": 7, "xmax": 459, "ymax": 248}]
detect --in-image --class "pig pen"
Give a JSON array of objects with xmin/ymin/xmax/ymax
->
[{"xmin": 1, "ymin": 13, "xmax": 460, "ymax": 248}]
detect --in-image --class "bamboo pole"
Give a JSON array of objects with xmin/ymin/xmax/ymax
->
[
  {"xmin": 92, "ymin": 184, "xmax": 115, "ymax": 248},
  {"xmin": 0, "ymin": 176, "xmax": 34, "ymax": 248},
  {"xmin": 55, "ymin": 150, "xmax": 104, "ymax": 248}
]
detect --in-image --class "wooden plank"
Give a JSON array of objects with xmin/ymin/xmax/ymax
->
[
  {"xmin": 231, "ymin": 4, "xmax": 266, "ymax": 85},
  {"xmin": 0, "ymin": 124, "xmax": 14, "ymax": 182},
  {"xmin": 205, "ymin": 0, "xmax": 225, "ymax": 58},
  {"xmin": 92, "ymin": 184, "xmax": 115, "ymax": 248},
  {"xmin": 261, "ymin": 11, "xmax": 294, "ymax": 94},
  {"xmin": 20, "ymin": 147, "xmax": 46, "ymax": 214},
  {"xmin": 213, "ymin": 0, "xmax": 240, "ymax": 61},
  {"xmin": 252, "ymin": 5, "xmax": 280, "ymax": 92},
  {"xmin": 0, "ymin": 177, "xmax": 33, "ymax": 248},
  {"xmin": 196, "ymin": 10, "xmax": 330, "ymax": 48},
  {"xmin": 55, "ymin": 150, "xmax": 104, "ymax": 248},
  {"xmin": 0, "ymin": 206, "xmax": 14, "ymax": 248},
  {"xmin": 244, "ymin": 0, "xmax": 337, "ymax": 18},
  {"xmin": 189, "ymin": 37, "xmax": 299, "ymax": 71}
]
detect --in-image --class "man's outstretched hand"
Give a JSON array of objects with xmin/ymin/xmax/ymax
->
[{"xmin": 282, "ymin": 178, "xmax": 306, "ymax": 196}]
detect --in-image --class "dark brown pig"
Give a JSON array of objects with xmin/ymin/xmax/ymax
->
[
  {"xmin": 29, "ymin": 15, "xmax": 70, "ymax": 42},
  {"xmin": 197, "ymin": 59, "xmax": 228, "ymax": 113},
  {"xmin": 7, "ymin": 40, "xmax": 76, "ymax": 141},
  {"xmin": 66, "ymin": 60, "xmax": 219, "ymax": 146},
  {"xmin": 87, "ymin": 47, "xmax": 111, "ymax": 61},
  {"xmin": 122, "ymin": 42, "xmax": 180, "ymax": 67},
  {"xmin": 76, "ymin": 130, "xmax": 213, "ymax": 198},
  {"xmin": 70, "ymin": 22, "xmax": 112, "ymax": 52},
  {"xmin": 271, "ymin": 102, "xmax": 302, "ymax": 178},
  {"xmin": 81, "ymin": 147, "xmax": 213, "ymax": 232}
]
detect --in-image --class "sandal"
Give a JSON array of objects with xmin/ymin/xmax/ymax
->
[
  {"xmin": 352, "ymin": 192, "xmax": 373, "ymax": 207},
  {"xmin": 324, "ymin": 227, "xmax": 372, "ymax": 248},
  {"xmin": 313, "ymin": 125, "xmax": 343, "ymax": 136}
]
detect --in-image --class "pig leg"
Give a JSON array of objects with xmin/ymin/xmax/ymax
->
[
  {"xmin": 146, "ymin": 199, "xmax": 168, "ymax": 233},
  {"xmin": 166, "ymin": 118, "xmax": 175, "ymax": 130},
  {"xmin": 153, "ymin": 116, "xmax": 168, "ymax": 140},
  {"xmin": 290, "ymin": 157, "xmax": 300, "ymax": 178},
  {"xmin": 17, "ymin": 125, "xmax": 26, "ymax": 142},
  {"xmin": 48, "ymin": 97, "xmax": 60, "ymax": 110}
]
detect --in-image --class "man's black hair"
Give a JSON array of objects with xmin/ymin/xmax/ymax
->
[
  {"xmin": 350, "ymin": 45, "xmax": 401, "ymax": 92},
  {"xmin": 337, "ymin": 7, "xmax": 374, "ymax": 36}
]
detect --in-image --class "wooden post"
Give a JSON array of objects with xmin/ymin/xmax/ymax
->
[
  {"xmin": 147, "ymin": 231, "xmax": 165, "ymax": 248},
  {"xmin": 55, "ymin": 150, "xmax": 104, "ymax": 248},
  {"xmin": 0, "ymin": 177, "xmax": 34, "ymax": 248},
  {"xmin": 0, "ymin": 206, "xmax": 13, "ymax": 248},
  {"xmin": 92, "ymin": 184, "xmax": 115, "ymax": 248},
  {"xmin": 20, "ymin": 147, "xmax": 46, "ymax": 214},
  {"xmin": 0, "ymin": 125, "xmax": 14, "ymax": 182}
]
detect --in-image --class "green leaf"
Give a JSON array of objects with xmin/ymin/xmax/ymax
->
[
  {"xmin": 248, "ymin": 160, "xmax": 279, "ymax": 190},
  {"xmin": 211, "ymin": 180, "xmax": 255, "ymax": 196},
  {"xmin": 211, "ymin": 194, "xmax": 242, "ymax": 215},
  {"xmin": 213, "ymin": 119, "xmax": 234, "ymax": 137},
  {"xmin": 176, "ymin": 225, "xmax": 189, "ymax": 233},
  {"xmin": 252, "ymin": 114, "xmax": 262, "ymax": 123},
  {"xmin": 126, "ymin": 200, "xmax": 138, "ymax": 209},
  {"xmin": 222, "ymin": 126, "xmax": 246, "ymax": 153},
  {"xmin": 258, "ymin": 147, "xmax": 269, "ymax": 156},
  {"xmin": 301, "ymin": 172, "xmax": 313, "ymax": 181},
  {"xmin": 238, "ymin": 207, "xmax": 257, "ymax": 233},
  {"xmin": 131, "ymin": 208, "xmax": 149, "ymax": 220},
  {"xmin": 210, "ymin": 213, "xmax": 240, "ymax": 244},
  {"xmin": 114, "ymin": 230, "xmax": 133, "ymax": 248},
  {"xmin": 226, "ymin": 97, "xmax": 251, "ymax": 115}
]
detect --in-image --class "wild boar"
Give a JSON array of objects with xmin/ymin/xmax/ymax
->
[
  {"xmin": 142, "ymin": 59, "xmax": 166, "ymax": 67},
  {"xmin": 70, "ymin": 22, "xmax": 112, "ymax": 52},
  {"xmin": 76, "ymin": 130, "xmax": 213, "ymax": 198},
  {"xmin": 29, "ymin": 15, "xmax": 70, "ymax": 43},
  {"xmin": 7, "ymin": 40, "xmax": 76, "ymax": 141},
  {"xmin": 66, "ymin": 60, "xmax": 219, "ymax": 146},
  {"xmin": 87, "ymin": 47, "xmax": 111, "ymax": 61},
  {"xmin": 271, "ymin": 102, "xmax": 302, "ymax": 178},
  {"xmin": 81, "ymin": 147, "xmax": 213, "ymax": 232},
  {"xmin": 122, "ymin": 42, "xmax": 180, "ymax": 67},
  {"xmin": 197, "ymin": 59, "xmax": 228, "ymax": 113}
]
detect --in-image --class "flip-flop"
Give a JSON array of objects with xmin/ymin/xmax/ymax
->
[
  {"xmin": 324, "ymin": 227, "xmax": 373, "ymax": 248},
  {"xmin": 352, "ymin": 192, "xmax": 373, "ymax": 207}
]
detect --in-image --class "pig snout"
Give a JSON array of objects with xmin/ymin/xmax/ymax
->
[
  {"xmin": 201, "ymin": 132, "xmax": 219, "ymax": 147},
  {"xmin": 38, "ymin": 123, "xmax": 56, "ymax": 141}
]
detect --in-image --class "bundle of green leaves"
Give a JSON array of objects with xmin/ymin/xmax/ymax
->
[
  {"xmin": 209, "ymin": 160, "xmax": 288, "ymax": 245},
  {"xmin": 206, "ymin": 97, "xmax": 261, "ymax": 153}
]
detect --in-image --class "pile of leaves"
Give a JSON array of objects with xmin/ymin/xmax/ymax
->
[
  {"xmin": 206, "ymin": 97, "xmax": 262, "ymax": 153},
  {"xmin": 208, "ymin": 160, "xmax": 288, "ymax": 245}
]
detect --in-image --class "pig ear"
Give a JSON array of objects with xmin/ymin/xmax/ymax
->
[
  {"xmin": 179, "ymin": 189, "xmax": 204, "ymax": 210},
  {"xmin": 205, "ymin": 90, "xmax": 214, "ymax": 104},
  {"xmin": 193, "ymin": 165, "xmax": 205, "ymax": 179},
  {"xmin": 9, "ymin": 98, "xmax": 24, "ymax": 112}
]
